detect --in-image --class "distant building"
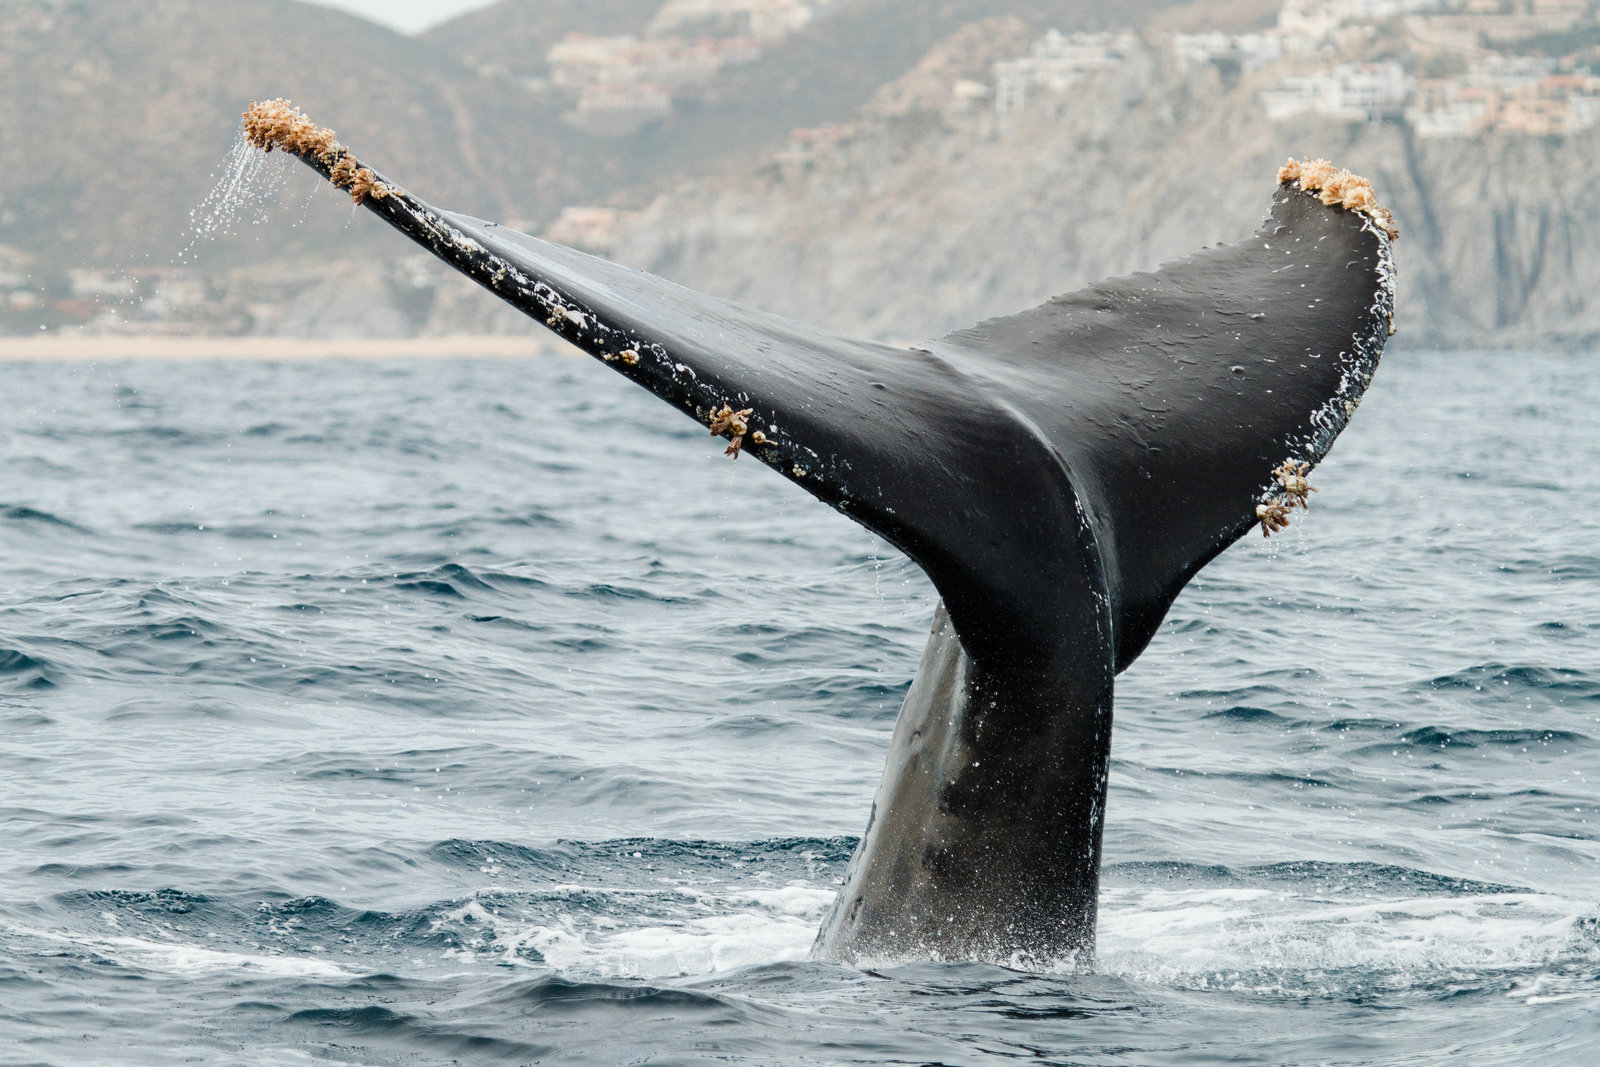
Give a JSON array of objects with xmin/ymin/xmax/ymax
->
[
  {"xmin": 1470, "ymin": 54, "xmax": 1559, "ymax": 91},
  {"xmin": 1400, "ymin": 65, "xmax": 1600, "ymax": 136},
  {"xmin": 544, "ymin": 5, "xmax": 817, "ymax": 132},
  {"xmin": 1172, "ymin": 32, "xmax": 1284, "ymax": 72},
  {"xmin": 994, "ymin": 30, "xmax": 1140, "ymax": 117},
  {"xmin": 67, "ymin": 268, "xmax": 135, "ymax": 301},
  {"xmin": 547, "ymin": 33, "xmax": 758, "ymax": 91},
  {"xmin": 1496, "ymin": 96, "xmax": 1565, "ymax": 135},
  {"xmin": 547, "ymin": 34, "xmax": 640, "ymax": 88},
  {"xmin": 1261, "ymin": 61, "xmax": 1411, "ymax": 120},
  {"xmin": 1404, "ymin": 4, "xmax": 1589, "ymax": 55},
  {"xmin": 650, "ymin": 0, "xmax": 816, "ymax": 41},
  {"xmin": 1570, "ymin": 93, "xmax": 1600, "ymax": 132},
  {"xmin": 1405, "ymin": 78, "xmax": 1493, "ymax": 136},
  {"xmin": 1279, "ymin": 0, "xmax": 1445, "ymax": 51},
  {"xmin": 547, "ymin": 31, "xmax": 762, "ymax": 133},
  {"xmin": 1532, "ymin": 0, "xmax": 1588, "ymax": 18}
]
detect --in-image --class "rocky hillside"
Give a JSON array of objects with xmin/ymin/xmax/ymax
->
[
  {"xmin": 420, "ymin": 0, "xmax": 663, "ymax": 79},
  {"xmin": 0, "ymin": 0, "xmax": 633, "ymax": 276},
  {"xmin": 4, "ymin": 0, "xmax": 1596, "ymax": 347},
  {"xmin": 605, "ymin": 22, "xmax": 1600, "ymax": 348},
  {"xmin": 0, "ymin": 0, "xmax": 1181, "ymax": 279}
]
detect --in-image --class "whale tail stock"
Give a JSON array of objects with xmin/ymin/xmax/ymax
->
[{"xmin": 244, "ymin": 99, "xmax": 1396, "ymax": 966}]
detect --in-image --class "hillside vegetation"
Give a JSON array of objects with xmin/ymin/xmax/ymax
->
[{"xmin": 3, "ymin": 0, "xmax": 1595, "ymax": 347}]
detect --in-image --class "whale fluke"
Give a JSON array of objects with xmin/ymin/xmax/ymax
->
[{"xmin": 243, "ymin": 99, "xmax": 1396, "ymax": 966}]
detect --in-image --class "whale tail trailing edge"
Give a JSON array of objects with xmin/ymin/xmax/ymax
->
[
  {"xmin": 928, "ymin": 175, "xmax": 1396, "ymax": 671},
  {"xmin": 242, "ymin": 99, "xmax": 1394, "ymax": 685},
  {"xmin": 243, "ymin": 99, "xmax": 1395, "ymax": 963}
]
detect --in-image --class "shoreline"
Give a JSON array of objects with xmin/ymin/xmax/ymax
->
[
  {"xmin": 1, "ymin": 334, "xmax": 1577, "ymax": 364},
  {"xmin": 0, "ymin": 334, "xmax": 569, "ymax": 362}
]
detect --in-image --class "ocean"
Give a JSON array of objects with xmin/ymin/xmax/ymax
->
[{"xmin": 1, "ymin": 347, "xmax": 1596, "ymax": 1064}]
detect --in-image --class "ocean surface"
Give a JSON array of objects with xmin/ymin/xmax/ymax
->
[{"xmin": 1, "ymin": 347, "xmax": 1596, "ymax": 1065}]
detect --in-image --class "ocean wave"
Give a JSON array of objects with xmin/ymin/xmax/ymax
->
[
  {"xmin": 3, "ymin": 920, "xmax": 356, "ymax": 980},
  {"xmin": 0, "ymin": 648, "xmax": 57, "ymax": 690},
  {"xmin": 1419, "ymin": 663, "xmax": 1599, "ymax": 703},
  {"xmin": 1397, "ymin": 725, "xmax": 1593, "ymax": 749},
  {"xmin": 2, "ymin": 350, "xmax": 1598, "ymax": 1062},
  {"xmin": 0, "ymin": 505, "xmax": 92, "ymax": 533}
]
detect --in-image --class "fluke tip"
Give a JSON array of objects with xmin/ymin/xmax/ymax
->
[
  {"xmin": 1277, "ymin": 158, "xmax": 1398, "ymax": 241},
  {"xmin": 243, "ymin": 98, "xmax": 388, "ymax": 204}
]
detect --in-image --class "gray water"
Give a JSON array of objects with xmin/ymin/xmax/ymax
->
[{"xmin": 1, "ymin": 348, "xmax": 1596, "ymax": 1065}]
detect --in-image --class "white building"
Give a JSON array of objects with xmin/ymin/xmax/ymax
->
[
  {"xmin": 995, "ymin": 30, "xmax": 1140, "ymax": 117},
  {"xmin": 650, "ymin": 0, "xmax": 815, "ymax": 40},
  {"xmin": 1172, "ymin": 31, "xmax": 1284, "ymax": 71},
  {"xmin": 67, "ymin": 269, "xmax": 135, "ymax": 300},
  {"xmin": 1470, "ymin": 54, "xmax": 1559, "ymax": 91},
  {"xmin": 1261, "ymin": 62, "xmax": 1411, "ymax": 120},
  {"xmin": 1280, "ymin": 0, "xmax": 1446, "ymax": 35},
  {"xmin": 1173, "ymin": 31, "xmax": 1231, "ymax": 68},
  {"xmin": 1405, "ymin": 91, "xmax": 1491, "ymax": 136},
  {"xmin": 1570, "ymin": 94, "xmax": 1600, "ymax": 132},
  {"xmin": 1278, "ymin": 0, "xmax": 1448, "ymax": 52}
]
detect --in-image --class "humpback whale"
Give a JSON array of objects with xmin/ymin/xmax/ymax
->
[{"xmin": 242, "ymin": 100, "xmax": 1396, "ymax": 967}]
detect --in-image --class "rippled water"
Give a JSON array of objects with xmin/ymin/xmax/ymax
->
[{"xmin": 1, "ymin": 348, "xmax": 1596, "ymax": 1065}]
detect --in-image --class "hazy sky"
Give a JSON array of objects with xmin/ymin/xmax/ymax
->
[{"xmin": 304, "ymin": 0, "xmax": 500, "ymax": 34}]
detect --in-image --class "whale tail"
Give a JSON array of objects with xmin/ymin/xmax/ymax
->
[{"xmin": 243, "ymin": 99, "xmax": 1396, "ymax": 963}]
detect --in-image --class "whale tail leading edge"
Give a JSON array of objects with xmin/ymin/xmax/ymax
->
[{"xmin": 243, "ymin": 99, "xmax": 1396, "ymax": 965}]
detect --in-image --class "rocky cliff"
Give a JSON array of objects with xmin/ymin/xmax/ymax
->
[
  {"xmin": 604, "ymin": 31, "xmax": 1600, "ymax": 349},
  {"xmin": 4, "ymin": 0, "xmax": 1594, "ymax": 348},
  {"xmin": 0, "ymin": 0, "xmax": 1179, "ymax": 279}
]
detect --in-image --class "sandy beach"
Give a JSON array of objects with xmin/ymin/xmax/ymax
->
[{"xmin": 0, "ymin": 333, "xmax": 566, "ymax": 362}]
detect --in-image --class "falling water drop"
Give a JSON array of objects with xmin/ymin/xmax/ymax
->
[{"xmin": 177, "ymin": 128, "xmax": 296, "ymax": 263}]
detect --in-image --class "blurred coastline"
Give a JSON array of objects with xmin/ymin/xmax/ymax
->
[
  {"xmin": 0, "ymin": 334, "xmax": 559, "ymax": 361},
  {"xmin": 4, "ymin": 0, "xmax": 1599, "ymax": 347}
]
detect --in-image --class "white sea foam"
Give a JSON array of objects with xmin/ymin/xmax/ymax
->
[
  {"xmin": 435, "ymin": 883, "xmax": 833, "ymax": 978},
  {"xmin": 726, "ymin": 885, "xmax": 837, "ymax": 917},
  {"xmin": 23, "ymin": 881, "xmax": 1594, "ymax": 995},
  {"xmin": 7, "ymin": 922, "xmax": 354, "ymax": 980},
  {"xmin": 418, "ymin": 876, "xmax": 1600, "ymax": 994},
  {"xmin": 1097, "ymin": 885, "xmax": 1598, "ymax": 996},
  {"xmin": 534, "ymin": 910, "xmax": 819, "ymax": 975},
  {"xmin": 22, "ymin": 880, "xmax": 1592, "ymax": 996}
]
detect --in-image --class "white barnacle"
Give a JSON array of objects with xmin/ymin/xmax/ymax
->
[
  {"xmin": 1255, "ymin": 501, "xmax": 1292, "ymax": 537},
  {"xmin": 1271, "ymin": 460, "xmax": 1317, "ymax": 510}
]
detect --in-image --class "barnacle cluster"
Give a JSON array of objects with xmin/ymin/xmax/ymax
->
[
  {"xmin": 1256, "ymin": 459, "xmax": 1319, "ymax": 538},
  {"xmin": 1277, "ymin": 158, "xmax": 1398, "ymax": 242},
  {"xmin": 709, "ymin": 405, "xmax": 756, "ymax": 458},
  {"xmin": 1255, "ymin": 500, "xmax": 1293, "ymax": 537},
  {"xmin": 243, "ymin": 98, "xmax": 389, "ymax": 204}
]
